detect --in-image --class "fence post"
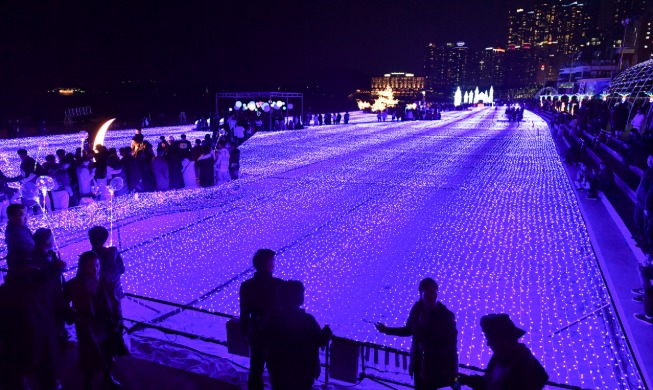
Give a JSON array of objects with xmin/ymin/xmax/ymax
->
[{"xmin": 324, "ymin": 341, "xmax": 330, "ymax": 388}]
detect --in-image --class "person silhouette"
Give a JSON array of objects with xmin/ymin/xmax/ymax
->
[
  {"xmin": 239, "ymin": 249, "xmax": 283, "ymax": 390},
  {"xmin": 375, "ymin": 278, "xmax": 458, "ymax": 389},
  {"xmin": 460, "ymin": 313, "xmax": 548, "ymax": 390},
  {"xmin": 264, "ymin": 280, "xmax": 332, "ymax": 390}
]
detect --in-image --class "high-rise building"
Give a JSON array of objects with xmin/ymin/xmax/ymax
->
[
  {"xmin": 533, "ymin": 0, "xmax": 559, "ymax": 45},
  {"xmin": 613, "ymin": 0, "xmax": 650, "ymax": 25},
  {"xmin": 642, "ymin": 18, "xmax": 653, "ymax": 60},
  {"xmin": 448, "ymin": 42, "xmax": 469, "ymax": 87},
  {"xmin": 508, "ymin": 9, "xmax": 535, "ymax": 47},
  {"xmin": 478, "ymin": 47, "xmax": 506, "ymax": 87},
  {"xmin": 609, "ymin": 0, "xmax": 653, "ymax": 68},
  {"xmin": 557, "ymin": 1, "xmax": 593, "ymax": 55},
  {"xmin": 423, "ymin": 42, "xmax": 471, "ymax": 95},
  {"xmin": 504, "ymin": 45, "xmax": 540, "ymax": 88},
  {"xmin": 424, "ymin": 43, "xmax": 449, "ymax": 93}
]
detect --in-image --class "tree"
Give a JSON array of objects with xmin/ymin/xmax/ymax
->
[{"xmin": 371, "ymin": 87, "xmax": 399, "ymax": 112}]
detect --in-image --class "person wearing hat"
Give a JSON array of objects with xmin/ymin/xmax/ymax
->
[
  {"xmin": 375, "ymin": 278, "xmax": 458, "ymax": 389},
  {"xmin": 460, "ymin": 313, "xmax": 548, "ymax": 390}
]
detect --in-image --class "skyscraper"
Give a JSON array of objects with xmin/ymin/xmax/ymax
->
[
  {"xmin": 556, "ymin": 1, "xmax": 593, "ymax": 55},
  {"xmin": 448, "ymin": 42, "xmax": 469, "ymax": 87},
  {"xmin": 424, "ymin": 42, "xmax": 449, "ymax": 94},
  {"xmin": 508, "ymin": 8, "xmax": 535, "ymax": 47},
  {"xmin": 613, "ymin": 0, "xmax": 650, "ymax": 25},
  {"xmin": 479, "ymin": 48, "xmax": 506, "ymax": 88},
  {"xmin": 533, "ymin": 0, "xmax": 559, "ymax": 45},
  {"xmin": 423, "ymin": 42, "xmax": 470, "ymax": 96}
]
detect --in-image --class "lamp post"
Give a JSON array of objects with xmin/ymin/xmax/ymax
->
[
  {"xmin": 618, "ymin": 18, "xmax": 630, "ymax": 72},
  {"xmin": 568, "ymin": 52, "xmax": 581, "ymax": 94}
]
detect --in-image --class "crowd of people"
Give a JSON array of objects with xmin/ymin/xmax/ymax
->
[
  {"xmin": 0, "ymin": 128, "xmax": 241, "ymax": 218},
  {"xmin": 303, "ymin": 112, "xmax": 350, "ymax": 126},
  {"xmin": 240, "ymin": 249, "xmax": 549, "ymax": 390},
  {"xmin": 1, "ymin": 205, "xmax": 126, "ymax": 389},
  {"xmin": 543, "ymin": 98, "xmax": 653, "ymax": 325}
]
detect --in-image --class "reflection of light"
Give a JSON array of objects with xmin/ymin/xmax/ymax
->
[{"xmin": 93, "ymin": 118, "xmax": 117, "ymax": 150}]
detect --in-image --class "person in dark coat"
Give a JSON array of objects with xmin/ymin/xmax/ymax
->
[
  {"xmin": 229, "ymin": 143, "xmax": 241, "ymax": 180},
  {"xmin": 376, "ymin": 278, "xmax": 458, "ymax": 389},
  {"xmin": 132, "ymin": 134, "xmax": 155, "ymax": 192},
  {"xmin": 196, "ymin": 145, "xmax": 215, "ymax": 187},
  {"xmin": 166, "ymin": 140, "xmax": 185, "ymax": 189},
  {"xmin": 239, "ymin": 249, "xmax": 283, "ymax": 390},
  {"xmin": 119, "ymin": 147, "xmax": 139, "ymax": 192},
  {"xmin": 0, "ymin": 263, "xmax": 61, "ymax": 390},
  {"xmin": 191, "ymin": 139, "xmax": 203, "ymax": 161},
  {"xmin": 151, "ymin": 147, "xmax": 170, "ymax": 191},
  {"xmin": 88, "ymin": 226, "xmax": 125, "ymax": 318},
  {"xmin": 5, "ymin": 203, "xmax": 34, "ymax": 270},
  {"xmin": 65, "ymin": 251, "xmax": 127, "ymax": 390},
  {"xmin": 264, "ymin": 280, "xmax": 332, "ymax": 390},
  {"xmin": 460, "ymin": 314, "xmax": 548, "ymax": 390},
  {"xmin": 176, "ymin": 134, "xmax": 192, "ymax": 160},
  {"xmin": 33, "ymin": 228, "xmax": 68, "ymax": 344}
]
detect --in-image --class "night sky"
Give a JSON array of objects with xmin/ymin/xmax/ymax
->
[{"xmin": 2, "ymin": 0, "xmax": 533, "ymax": 95}]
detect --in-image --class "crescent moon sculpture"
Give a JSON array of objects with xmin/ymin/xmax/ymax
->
[{"xmin": 93, "ymin": 118, "xmax": 117, "ymax": 151}]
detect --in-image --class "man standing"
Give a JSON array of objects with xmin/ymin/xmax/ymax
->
[
  {"xmin": 239, "ymin": 249, "xmax": 283, "ymax": 390},
  {"xmin": 5, "ymin": 204, "xmax": 34, "ymax": 270},
  {"xmin": 375, "ymin": 278, "xmax": 458, "ymax": 389},
  {"xmin": 176, "ymin": 134, "xmax": 192, "ymax": 160}
]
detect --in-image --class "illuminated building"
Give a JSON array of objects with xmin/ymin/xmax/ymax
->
[
  {"xmin": 448, "ymin": 42, "xmax": 469, "ymax": 88},
  {"xmin": 510, "ymin": 1, "xmax": 595, "ymax": 56},
  {"xmin": 424, "ymin": 42, "xmax": 451, "ymax": 94},
  {"xmin": 478, "ymin": 47, "xmax": 506, "ymax": 88},
  {"xmin": 556, "ymin": 1, "xmax": 593, "ymax": 55},
  {"xmin": 507, "ymin": 8, "xmax": 535, "ymax": 48},
  {"xmin": 370, "ymin": 72, "xmax": 424, "ymax": 100},
  {"xmin": 533, "ymin": 0, "xmax": 559, "ymax": 45},
  {"xmin": 423, "ymin": 42, "xmax": 469, "ymax": 96},
  {"xmin": 557, "ymin": 63, "xmax": 618, "ymax": 94}
]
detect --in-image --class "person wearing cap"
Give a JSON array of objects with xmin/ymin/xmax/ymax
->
[
  {"xmin": 461, "ymin": 313, "xmax": 548, "ymax": 390},
  {"xmin": 375, "ymin": 278, "xmax": 458, "ymax": 389}
]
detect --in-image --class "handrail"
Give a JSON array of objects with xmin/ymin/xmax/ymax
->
[{"xmin": 122, "ymin": 293, "xmax": 590, "ymax": 390}]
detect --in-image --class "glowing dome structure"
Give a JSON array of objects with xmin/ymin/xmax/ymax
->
[{"xmin": 605, "ymin": 59, "xmax": 653, "ymax": 126}]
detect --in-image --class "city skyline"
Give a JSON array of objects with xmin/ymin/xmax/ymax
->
[
  {"xmin": 3, "ymin": 0, "xmax": 539, "ymax": 94},
  {"xmin": 3, "ymin": 0, "xmax": 652, "ymax": 118}
]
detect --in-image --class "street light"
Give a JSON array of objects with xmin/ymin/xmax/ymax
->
[{"xmin": 619, "ymin": 18, "xmax": 630, "ymax": 71}]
